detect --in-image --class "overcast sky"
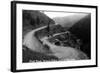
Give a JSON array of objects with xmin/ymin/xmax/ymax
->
[{"xmin": 43, "ymin": 11, "xmax": 76, "ymax": 18}]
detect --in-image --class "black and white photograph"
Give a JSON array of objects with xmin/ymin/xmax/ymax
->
[
  {"xmin": 22, "ymin": 10, "xmax": 90, "ymax": 63},
  {"xmin": 11, "ymin": 1, "xmax": 97, "ymax": 72}
]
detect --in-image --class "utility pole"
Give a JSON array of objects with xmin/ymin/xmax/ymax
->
[
  {"xmin": 47, "ymin": 20, "xmax": 50, "ymax": 37},
  {"xmin": 40, "ymin": 10, "xmax": 51, "ymax": 37}
]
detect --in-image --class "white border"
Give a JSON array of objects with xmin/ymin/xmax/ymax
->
[{"xmin": 16, "ymin": 3, "xmax": 96, "ymax": 70}]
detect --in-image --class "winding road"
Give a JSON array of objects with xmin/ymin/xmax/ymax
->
[{"xmin": 23, "ymin": 25, "xmax": 88, "ymax": 60}]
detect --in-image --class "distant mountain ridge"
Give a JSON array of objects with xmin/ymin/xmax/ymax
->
[
  {"xmin": 53, "ymin": 13, "xmax": 88, "ymax": 28},
  {"xmin": 68, "ymin": 14, "xmax": 91, "ymax": 43}
]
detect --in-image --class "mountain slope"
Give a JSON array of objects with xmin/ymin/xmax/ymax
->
[
  {"xmin": 68, "ymin": 14, "xmax": 91, "ymax": 58},
  {"xmin": 23, "ymin": 10, "xmax": 55, "ymax": 29},
  {"xmin": 23, "ymin": 10, "xmax": 55, "ymax": 38},
  {"xmin": 68, "ymin": 14, "xmax": 91, "ymax": 43},
  {"xmin": 53, "ymin": 13, "xmax": 88, "ymax": 28}
]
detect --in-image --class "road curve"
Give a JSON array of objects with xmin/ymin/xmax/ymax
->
[
  {"xmin": 23, "ymin": 25, "xmax": 48, "ymax": 53},
  {"xmin": 23, "ymin": 25, "xmax": 88, "ymax": 60}
]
